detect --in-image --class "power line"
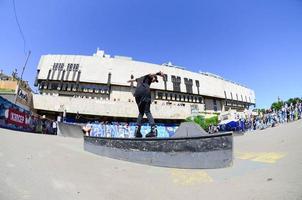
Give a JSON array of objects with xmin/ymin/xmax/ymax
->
[{"xmin": 12, "ymin": 0, "xmax": 27, "ymax": 55}]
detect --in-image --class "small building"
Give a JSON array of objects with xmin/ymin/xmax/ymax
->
[{"xmin": 0, "ymin": 70, "xmax": 33, "ymax": 111}]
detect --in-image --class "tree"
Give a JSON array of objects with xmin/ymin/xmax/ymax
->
[
  {"xmin": 271, "ymin": 101, "xmax": 283, "ymax": 111},
  {"xmin": 186, "ymin": 115, "xmax": 218, "ymax": 131},
  {"xmin": 286, "ymin": 97, "xmax": 301, "ymax": 106}
]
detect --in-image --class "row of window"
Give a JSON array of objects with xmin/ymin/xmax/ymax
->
[
  {"xmin": 47, "ymin": 68, "xmax": 81, "ymax": 82},
  {"xmin": 40, "ymin": 82, "xmax": 109, "ymax": 94},
  {"xmin": 53, "ymin": 63, "xmax": 64, "ymax": 71},
  {"xmin": 67, "ymin": 63, "xmax": 79, "ymax": 71},
  {"xmin": 162, "ymin": 74, "xmax": 252, "ymax": 103},
  {"xmin": 162, "ymin": 75, "xmax": 198, "ymax": 94},
  {"xmin": 224, "ymin": 91, "xmax": 251, "ymax": 103},
  {"xmin": 156, "ymin": 91, "xmax": 203, "ymax": 103},
  {"xmin": 52, "ymin": 63, "xmax": 80, "ymax": 71},
  {"xmin": 225, "ymin": 101, "xmax": 248, "ymax": 108}
]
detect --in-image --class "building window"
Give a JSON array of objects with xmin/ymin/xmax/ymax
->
[
  {"xmin": 236, "ymin": 94, "xmax": 239, "ymax": 101},
  {"xmin": 163, "ymin": 74, "xmax": 168, "ymax": 91},
  {"xmin": 50, "ymin": 82, "xmax": 59, "ymax": 90},
  {"xmin": 230, "ymin": 92, "xmax": 233, "ymax": 100},
  {"xmin": 184, "ymin": 78, "xmax": 193, "ymax": 93},
  {"xmin": 171, "ymin": 75, "xmax": 181, "ymax": 92},
  {"xmin": 53, "ymin": 63, "xmax": 57, "ymax": 70},
  {"xmin": 224, "ymin": 91, "xmax": 227, "ymax": 99},
  {"xmin": 164, "ymin": 74, "xmax": 168, "ymax": 82},
  {"xmin": 198, "ymin": 97, "xmax": 203, "ymax": 103},
  {"xmin": 67, "ymin": 63, "xmax": 75, "ymax": 71},
  {"xmin": 241, "ymin": 94, "xmax": 243, "ymax": 101},
  {"xmin": 158, "ymin": 92, "xmax": 163, "ymax": 99},
  {"xmin": 52, "ymin": 63, "xmax": 64, "ymax": 71},
  {"xmin": 70, "ymin": 84, "xmax": 76, "ymax": 91},
  {"xmin": 195, "ymin": 80, "xmax": 200, "ymax": 94},
  {"xmin": 59, "ymin": 63, "xmax": 64, "ymax": 71},
  {"xmin": 174, "ymin": 94, "xmax": 177, "ymax": 101},
  {"xmin": 67, "ymin": 64, "xmax": 71, "ymax": 71},
  {"xmin": 73, "ymin": 64, "xmax": 79, "ymax": 71},
  {"xmin": 78, "ymin": 85, "xmax": 83, "ymax": 92},
  {"xmin": 61, "ymin": 83, "xmax": 66, "ymax": 91},
  {"xmin": 213, "ymin": 99, "xmax": 217, "ymax": 111}
]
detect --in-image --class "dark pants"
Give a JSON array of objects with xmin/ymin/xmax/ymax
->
[
  {"xmin": 135, "ymin": 96, "xmax": 155, "ymax": 126},
  {"xmin": 53, "ymin": 128, "xmax": 57, "ymax": 135}
]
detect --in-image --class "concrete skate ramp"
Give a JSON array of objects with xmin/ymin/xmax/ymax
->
[
  {"xmin": 57, "ymin": 122, "xmax": 83, "ymax": 138},
  {"xmin": 84, "ymin": 132, "xmax": 233, "ymax": 169},
  {"xmin": 173, "ymin": 122, "xmax": 208, "ymax": 137}
]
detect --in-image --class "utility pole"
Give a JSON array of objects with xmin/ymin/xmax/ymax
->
[
  {"xmin": 20, "ymin": 50, "xmax": 31, "ymax": 80},
  {"xmin": 14, "ymin": 50, "xmax": 31, "ymax": 104}
]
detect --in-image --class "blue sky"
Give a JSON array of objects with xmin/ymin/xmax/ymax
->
[{"xmin": 1, "ymin": 0, "xmax": 301, "ymax": 108}]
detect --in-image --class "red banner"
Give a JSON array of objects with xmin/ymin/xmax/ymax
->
[{"xmin": 6, "ymin": 108, "xmax": 28, "ymax": 127}]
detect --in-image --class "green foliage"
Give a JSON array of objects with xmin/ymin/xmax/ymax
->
[
  {"xmin": 270, "ymin": 97, "xmax": 302, "ymax": 110},
  {"xmin": 271, "ymin": 101, "xmax": 283, "ymax": 111},
  {"xmin": 186, "ymin": 115, "xmax": 218, "ymax": 131},
  {"xmin": 286, "ymin": 97, "xmax": 301, "ymax": 105}
]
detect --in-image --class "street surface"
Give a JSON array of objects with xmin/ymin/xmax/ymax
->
[{"xmin": 0, "ymin": 121, "xmax": 301, "ymax": 200}]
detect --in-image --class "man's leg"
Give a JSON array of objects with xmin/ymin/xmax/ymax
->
[
  {"xmin": 144, "ymin": 101, "xmax": 155, "ymax": 125},
  {"xmin": 144, "ymin": 101, "xmax": 157, "ymax": 138},
  {"xmin": 134, "ymin": 97, "xmax": 145, "ymax": 138}
]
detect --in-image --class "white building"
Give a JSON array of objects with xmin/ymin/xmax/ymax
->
[{"xmin": 33, "ymin": 49, "xmax": 255, "ymax": 122}]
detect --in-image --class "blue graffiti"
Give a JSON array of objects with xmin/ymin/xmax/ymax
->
[{"xmin": 87, "ymin": 122, "xmax": 178, "ymax": 138}]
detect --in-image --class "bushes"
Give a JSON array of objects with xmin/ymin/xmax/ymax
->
[
  {"xmin": 270, "ymin": 97, "xmax": 302, "ymax": 110},
  {"xmin": 186, "ymin": 115, "xmax": 218, "ymax": 131},
  {"xmin": 271, "ymin": 101, "xmax": 283, "ymax": 111}
]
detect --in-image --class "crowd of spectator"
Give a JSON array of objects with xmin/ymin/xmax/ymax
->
[{"xmin": 238, "ymin": 102, "xmax": 302, "ymax": 132}]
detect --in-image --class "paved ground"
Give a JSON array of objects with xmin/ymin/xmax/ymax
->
[{"xmin": 0, "ymin": 120, "xmax": 302, "ymax": 200}]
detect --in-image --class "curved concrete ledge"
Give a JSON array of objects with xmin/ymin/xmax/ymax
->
[
  {"xmin": 57, "ymin": 122, "xmax": 83, "ymax": 138},
  {"xmin": 84, "ymin": 133, "xmax": 233, "ymax": 169}
]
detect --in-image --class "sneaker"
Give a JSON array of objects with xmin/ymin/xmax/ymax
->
[
  {"xmin": 146, "ymin": 126, "xmax": 157, "ymax": 138},
  {"xmin": 134, "ymin": 126, "xmax": 142, "ymax": 138}
]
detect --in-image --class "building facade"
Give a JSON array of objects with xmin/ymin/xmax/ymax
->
[{"xmin": 33, "ymin": 49, "xmax": 256, "ymax": 122}]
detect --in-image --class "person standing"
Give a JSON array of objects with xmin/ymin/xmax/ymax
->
[
  {"xmin": 298, "ymin": 102, "xmax": 302, "ymax": 119},
  {"xmin": 52, "ymin": 121, "xmax": 57, "ymax": 135},
  {"xmin": 128, "ymin": 71, "xmax": 165, "ymax": 138},
  {"xmin": 41, "ymin": 115, "xmax": 47, "ymax": 134}
]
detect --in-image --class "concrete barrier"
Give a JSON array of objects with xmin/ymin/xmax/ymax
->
[
  {"xmin": 57, "ymin": 122, "xmax": 83, "ymax": 138},
  {"xmin": 84, "ymin": 132, "xmax": 233, "ymax": 169}
]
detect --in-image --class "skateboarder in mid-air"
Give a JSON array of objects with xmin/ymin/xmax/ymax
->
[{"xmin": 128, "ymin": 71, "xmax": 165, "ymax": 138}]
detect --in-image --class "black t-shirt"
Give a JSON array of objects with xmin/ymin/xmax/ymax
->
[{"xmin": 133, "ymin": 75, "xmax": 153, "ymax": 101}]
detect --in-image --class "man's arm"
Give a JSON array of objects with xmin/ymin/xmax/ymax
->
[
  {"xmin": 149, "ymin": 71, "xmax": 165, "ymax": 78},
  {"xmin": 127, "ymin": 79, "xmax": 136, "ymax": 83},
  {"xmin": 128, "ymin": 72, "xmax": 165, "ymax": 83}
]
